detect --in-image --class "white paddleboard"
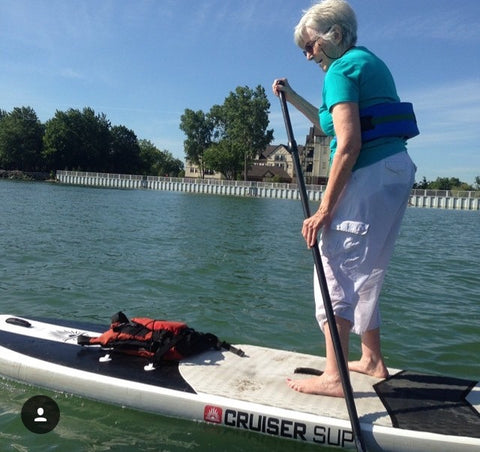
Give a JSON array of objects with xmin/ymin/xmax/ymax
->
[{"xmin": 0, "ymin": 314, "xmax": 479, "ymax": 451}]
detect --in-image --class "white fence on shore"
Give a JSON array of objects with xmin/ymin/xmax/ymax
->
[
  {"xmin": 56, "ymin": 171, "xmax": 480, "ymax": 210},
  {"xmin": 56, "ymin": 170, "xmax": 324, "ymax": 201},
  {"xmin": 409, "ymin": 190, "xmax": 480, "ymax": 210}
]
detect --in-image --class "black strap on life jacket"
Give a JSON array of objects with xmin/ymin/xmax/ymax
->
[{"xmin": 78, "ymin": 311, "xmax": 245, "ymax": 366}]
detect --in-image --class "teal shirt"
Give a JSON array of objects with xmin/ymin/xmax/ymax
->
[{"xmin": 319, "ymin": 46, "xmax": 406, "ymax": 170}]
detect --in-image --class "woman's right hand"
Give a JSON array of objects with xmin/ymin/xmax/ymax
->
[
  {"xmin": 272, "ymin": 78, "xmax": 322, "ymax": 132},
  {"xmin": 272, "ymin": 78, "xmax": 293, "ymax": 99},
  {"xmin": 302, "ymin": 205, "xmax": 331, "ymax": 248}
]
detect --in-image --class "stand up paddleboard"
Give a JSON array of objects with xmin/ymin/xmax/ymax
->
[{"xmin": 1, "ymin": 314, "xmax": 479, "ymax": 451}]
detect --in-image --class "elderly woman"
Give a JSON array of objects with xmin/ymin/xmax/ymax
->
[{"xmin": 273, "ymin": 0, "xmax": 417, "ymax": 397}]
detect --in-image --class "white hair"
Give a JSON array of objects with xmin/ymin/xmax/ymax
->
[{"xmin": 294, "ymin": 0, "xmax": 357, "ymax": 50}]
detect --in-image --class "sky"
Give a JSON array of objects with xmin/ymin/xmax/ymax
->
[{"xmin": 1, "ymin": 0, "xmax": 479, "ymax": 184}]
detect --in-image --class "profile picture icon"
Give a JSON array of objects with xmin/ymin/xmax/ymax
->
[
  {"xmin": 21, "ymin": 395, "xmax": 60, "ymax": 434},
  {"xmin": 34, "ymin": 407, "xmax": 47, "ymax": 423}
]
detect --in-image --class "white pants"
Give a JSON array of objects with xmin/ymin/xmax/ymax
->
[{"xmin": 314, "ymin": 151, "xmax": 416, "ymax": 335}]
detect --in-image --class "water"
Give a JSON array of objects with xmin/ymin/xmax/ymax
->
[{"xmin": 1, "ymin": 179, "xmax": 479, "ymax": 451}]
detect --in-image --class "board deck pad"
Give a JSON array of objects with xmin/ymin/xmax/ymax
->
[
  {"xmin": 374, "ymin": 371, "xmax": 480, "ymax": 438},
  {"xmin": 180, "ymin": 344, "xmax": 393, "ymax": 426}
]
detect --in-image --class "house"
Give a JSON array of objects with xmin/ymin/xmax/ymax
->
[
  {"xmin": 247, "ymin": 163, "xmax": 291, "ymax": 183},
  {"xmin": 253, "ymin": 144, "xmax": 298, "ymax": 180},
  {"xmin": 185, "ymin": 162, "xmax": 222, "ymax": 180},
  {"xmin": 184, "ymin": 128, "xmax": 331, "ymax": 184},
  {"xmin": 302, "ymin": 126, "xmax": 330, "ymax": 185}
]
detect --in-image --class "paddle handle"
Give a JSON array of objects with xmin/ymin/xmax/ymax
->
[{"xmin": 278, "ymin": 90, "xmax": 367, "ymax": 452}]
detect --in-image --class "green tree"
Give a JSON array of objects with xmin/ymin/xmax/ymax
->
[
  {"xmin": 109, "ymin": 125, "xmax": 141, "ymax": 174},
  {"xmin": 82, "ymin": 109, "xmax": 111, "ymax": 171},
  {"xmin": 155, "ymin": 149, "xmax": 184, "ymax": 177},
  {"xmin": 0, "ymin": 107, "xmax": 44, "ymax": 171},
  {"xmin": 179, "ymin": 109, "xmax": 212, "ymax": 178},
  {"xmin": 413, "ymin": 176, "xmax": 429, "ymax": 189},
  {"xmin": 223, "ymin": 85, "xmax": 274, "ymax": 180},
  {"xmin": 138, "ymin": 139, "xmax": 160, "ymax": 174},
  {"xmin": 206, "ymin": 85, "xmax": 273, "ymax": 180},
  {"xmin": 44, "ymin": 110, "xmax": 78, "ymax": 170},
  {"xmin": 43, "ymin": 108, "xmax": 110, "ymax": 171},
  {"xmin": 138, "ymin": 139, "xmax": 184, "ymax": 176},
  {"xmin": 428, "ymin": 177, "xmax": 472, "ymax": 191},
  {"xmin": 203, "ymin": 140, "xmax": 241, "ymax": 181}
]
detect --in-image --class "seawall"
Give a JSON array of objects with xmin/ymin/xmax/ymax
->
[{"xmin": 56, "ymin": 171, "xmax": 480, "ymax": 210}]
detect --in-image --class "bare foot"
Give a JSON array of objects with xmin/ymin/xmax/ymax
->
[
  {"xmin": 349, "ymin": 358, "xmax": 389, "ymax": 379},
  {"xmin": 286, "ymin": 373, "xmax": 344, "ymax": 397}
]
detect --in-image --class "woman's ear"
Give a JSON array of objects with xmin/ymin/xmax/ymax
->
[{"xmin": 331, "ymin": 24, "xmax": 343, "ymax": 44}]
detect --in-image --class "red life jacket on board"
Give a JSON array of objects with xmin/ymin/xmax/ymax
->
[{"xmin": 77, "ymin": 311, "xmax": 245, "ymax": 364}]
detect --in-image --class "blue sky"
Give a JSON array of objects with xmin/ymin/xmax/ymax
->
[{"xmin": 1, "ymin": 0, "xmax": 479, "ymax": 184}]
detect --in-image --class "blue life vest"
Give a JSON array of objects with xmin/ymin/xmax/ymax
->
[{"xmin": 359, "ymin": 102, "xmax": 419, "ymax": 143}]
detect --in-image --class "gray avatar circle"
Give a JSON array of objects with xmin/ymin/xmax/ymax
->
[{"xmin": 21, "ymin": 395, "xmax": 60, "ymax": 434}]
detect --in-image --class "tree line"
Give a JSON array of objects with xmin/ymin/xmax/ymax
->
[
  {"xmin": 0, "ymin": 84, "xmax": 274, "ymax": 181},
  {"xmin": 2, "ymin": 85, "xmax": 478, "ymax": 189},
  {"xmin": 413, "ymin": 176, "xmax": 480, "ymax": 191},
  {"xmin": 0, "ymin": 106, "xmax": 183, "ymax": 177}
]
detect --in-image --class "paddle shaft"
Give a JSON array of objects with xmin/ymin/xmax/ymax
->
[{"xmin": 279, "ymin": 91, "xmax": 367, "ymax": 452}]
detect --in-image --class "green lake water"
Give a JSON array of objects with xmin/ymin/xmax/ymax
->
[{"xmin": 1, "ymin": 179, "xmax": 479, "ymax": 451}]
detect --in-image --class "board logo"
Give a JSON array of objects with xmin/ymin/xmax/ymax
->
[{"xmin": 204, "ymin": 405, "xmax": 222, "ymax": 424}]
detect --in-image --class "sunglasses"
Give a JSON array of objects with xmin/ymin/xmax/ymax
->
[{"xmin": 303, "ymin": 38, "xmax": 320, "ymax": 56}]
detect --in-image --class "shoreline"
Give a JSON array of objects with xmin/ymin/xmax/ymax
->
[{"xmin": 0, "ymin": 170, "xmax": 51, "ymax": 181}]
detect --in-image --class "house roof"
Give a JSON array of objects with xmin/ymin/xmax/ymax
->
[
  {"xmin": 258, "ymin": 144, "xmax": 304, "ymax": 160},
  {"xmin": 248, "ymin": 164, "xmax": 291, "ymax": 180},
  {"xmin": 258, "ymin": 144, "xmax": 286, "ymax": 160},
  {"xmin": 305, "ymin": 125, "xmax": 327, "ymax": 142}
]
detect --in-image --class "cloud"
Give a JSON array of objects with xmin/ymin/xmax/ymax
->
[
  {"xmin": 60, "ymin": 68, "xmax": 86, "ymax": 80},
  {"xmin": 367, "ymin": 7, "xmax": 480, "ymax": 42},
  {"xmin": 404, "ymin": 78, "xmax": 480, "ymax": 182},
  {"xmin": 408, "ymin": 78, "xmax": 480, "ymax": 145}
]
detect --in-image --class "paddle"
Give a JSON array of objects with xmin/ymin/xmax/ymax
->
[{"xmin": 278, "ymin": 90, "xmax": 367, "ymax": 452}]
